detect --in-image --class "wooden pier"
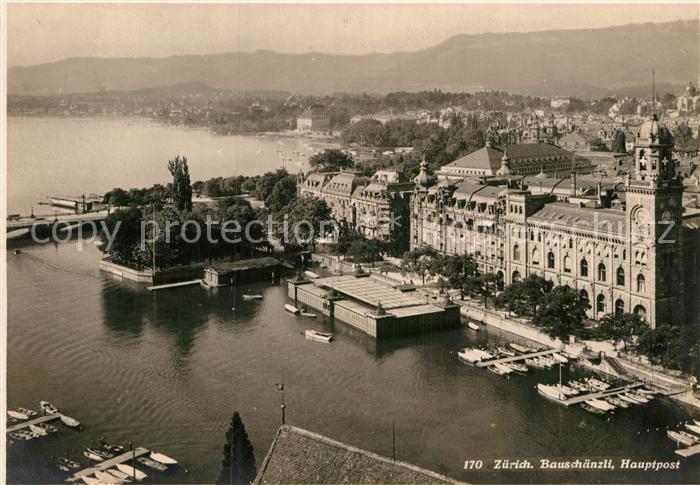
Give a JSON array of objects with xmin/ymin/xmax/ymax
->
[
  {"xmin": 559, "ymin": 383, "xmax": 644, "ymax": 406},
  {"xmin": 6, "ymin": 414, "xmax": 63, "ymax": 433},
  {"xmin": 675, "ymin": 443, "xmax": 700, "ymax": 458},
  {"xmin": 148, "ymin": 279, "xmax": 202, "ymax": 291},
  {"xmin": 65, "ymin": 447, "xmax": 151, "ymax": 483},
  {"xmin": 475, "ymin": 349, "xmax": 557, "ymax": 367}
]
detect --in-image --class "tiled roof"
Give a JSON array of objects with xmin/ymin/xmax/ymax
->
[
  {"xmin": 501, "ymin": 143, "xmax": 572, "ymax": 163},
  {"xmin": 254, "ymin": 425, "xmax": 463, "ymax": 484},
  {"xmin": 442, "ymin": 143, "xmax": 573, "ymax": 172},
  {"xmin": 529, "ymin": 202, "xmax": 626, "ymax": 237},
  {"xmin": 443, "ymin": 146, "xmax": 503, "ymax": 171},
  {"xmin": 325, "ymin": 172, "xmax": 369, "ymax": 195}
]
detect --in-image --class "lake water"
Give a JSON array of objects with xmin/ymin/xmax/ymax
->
[
  {"xmin": 5, "ymin": 118, "xmax": 700, "ymax": 484},
  {"xmin": 7, "ymin": 117, "xmax": 333, "ymax": 215}
]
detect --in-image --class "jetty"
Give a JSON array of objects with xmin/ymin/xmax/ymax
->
[
  {"xmin": 474, "ymin": 349, "xmax": 557, "ymax": 367},
  {"xmin": 675, "ymin": 443, "xmax": 700, "ymax": 458},
  {"xmin": 6, "ymin": 414, "xmax": 63, "ymax": 433},
  {"xmin": 65, "ymin": 447, "xmax": 151, "ymax": 483},
  {"xmin": 558, "ymin": 383, "xmax": 644, "ymax": 406},
  {"xmin": 148, "ymin": 279, "xmax": 202, "ymax": 291}
]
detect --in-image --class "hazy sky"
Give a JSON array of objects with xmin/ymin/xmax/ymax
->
[{"xmin": 8, "ymin": 3, "xmax": 699, "ymax": 67}]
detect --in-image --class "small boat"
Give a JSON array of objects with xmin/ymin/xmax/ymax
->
[
  {"xmin": 95, "ymin": 470, "xmax": 122, "ymax": 484},
  {"xmin": 86, "ymin": 447, "xmax": 114, "ymax": 459},
  {"xmin": 668, "ymin": 430, "xmax": 696, "ymax": 446},
  {"xmin": 29, "ymin": 424, "xmax": 48, "ymax": 436},
  {"xmin": 458, "ymin": 348, "xmax": 493, "ymax": 364},
  {"xmin": 57, "ymin": 457, "xmax": 81, "ymax": 470},
  {"xmin": 551, "ymin": 353, "xmax": 568, "ymax": 364},
  {"xmin": 525, "ymin": 358, "xmax": 546, "ymax": 369},
  {"xmin": 617, "ymin": 394, "xmax": 641, "ymax": 405},
  {"xmin": 684, "ymin": 423, "xmax": 700, "ymax": 435},
  {"xmin": 100, "ymin": 439, "xmax": 125, "ymax": 453},
  {"xmin": 586, "ymin": 378, "xmax": 609, "ymax": 391},
  {"xmin": 496, "ymin": 346, "xmax": 515, "ymax": 357},
  {"xmin": 553, "ymin": 383, "xmax": 578, "ymax": 396},
  {"xmin": 83, "ymin": 450, "xmax": 104, "ymax": 462},
  {"xmin": 106, "ymin": 469, "xmax": 133, "ymax": 482},
  {"xmin": 82, "ymin": 476, "xmax": 101, "ymax": 485},
  {"xmin": 116, "ymin": 463, "xmax": 148, "ymax": 481},
  {"xmin": 242, "ymin": 294, "xmax": 263, "ymax": 301},
  {"xmin": 606, "ymin": 397, "xmax": 629, "ymax": 408},
  {"xmin": 629, "ymin": 391, "xmax": 651, "ymax": 403},
  {"xmin": 537, "ymin": 384, "xmax": 567, "ymax": 402},
  {"xmin": 8, "ymin": 430, "xmax": 36, "ymax": 441},
  {"xmin": 284, "ymin": 304, "xmax": 300, "ymax": 315},
  {"xmin": 38, "ymin": 423, "xmax": 58, "ymax": 434},
  {"xmin": 679, "ymin": 430, "xmax": 700, "ymax": 443},
  {"xmin": 510, "ymin": 343, "xmax": 531, "ymax": 353},
  {"xmin": 587, "ymin": 398, "xmax": 615, "ymax": 412},
  {"xmin": 508, "ymin": 362, "xmax": 529, "ymax": 373},
  {"xmin": 305, "ymin": 329, "xmax": 333, "ymax": 343},
  {"xmin": 623, "ymin": 392, "xmax": 648, "ymax": 404},
  {"xmin": 7, "ymin": 410, "xmax": 29, "ymax": 420},
  {"xmin": 487, "ymin": 365, "xmax": 509, "ymax": 376},
  {"xmin": 61, "ymin": 415, "xmax": 81, "ymax": 428},
  {"xmin": 694, "ymin": 419, "xmax": 700, "ymax": 427},
  {"xmin": 40, "ymin": 401, "xmax": 59, "ymax": 415},
  {"xmin": 304, "ymin": 270, "xmax": 320, "ymax": 279},
  {"xmin": 137, "ymin": 456, "xmax": 168, "ymax": 471},
  {"xmin": 17, "ymin": 407, "xmax": 38, "ymax": 418},
  {"xmin": 637, "ymin": 388, "xmax": 656, "ymax": 396},
  {"xmin": 150, "ymin": 452, "xmax": 178, "ymax": 466},
  {"xmin": 467, "ymin": 322, "xmax": 480, "ymax": 332},
  {"xmin": 581, "ymin": 402, "xmax": 607, "ymax": 415}
]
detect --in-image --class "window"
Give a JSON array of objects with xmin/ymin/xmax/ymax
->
[
  {"xmin": 580, "ymin": 259, "xmax": 588, "ymax": 277},
  {"xmin": 513, "ymin": 244, "xmax": 520, "ymax": 261},
  {"xmin": 568, "ymin": 239, "xmax": 573, "ymax": 249},
  {"xmin": 616, "ymin": 267, "xmax": 625, "ymax": 286},
  {"xmin": 596, "ymin": 294, "xmax": 606, "ymax": 314},
  {"xmin": 579, "ymin": 289, "xmax": 589, "ymax": 306},
  {"xmin": 512, "ymin": 271, "xmax": 521, "ymax": 282},
  {"xmin": 532, "ymin": 248, "xmax": 540, "ymax": 265},
  {"xmin": 637, "ymin": 274, "xmax": 646, "ymax": 293},
  {"xmin": 563, "ymin": 255, "xmax": 571, "ymax": 273},
  {"xmin": 547, "ymin": 251, "xmax": 555, "ymax": 269},
  {"xmin": 615, "ymin": 299, "xmax": 625, "ymax": 316},
  {"xmin": 634, "ymin": 305, "xmax": 647, "ymax": 321},
  {"xmin": 598, "ymin": 263, "xmax": 606, "ymax": 281}
]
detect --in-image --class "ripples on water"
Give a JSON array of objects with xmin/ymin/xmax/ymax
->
[{"xmin": 6, "ymin": 241, "xmax": 700, "ymax": 484}]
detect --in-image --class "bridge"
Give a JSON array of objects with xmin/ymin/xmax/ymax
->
[{"xmin": 6, "ymin": 211, "xmax": 110, "ymax": 232}]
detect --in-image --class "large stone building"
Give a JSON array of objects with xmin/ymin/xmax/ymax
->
[
  {"xmin": 410, "ymin": 113, "xmax": 689, "ymax": 327},
  {"xmin": 296, "ymin": 105, "xmax": 331, "ymax": 132},
  {"xmin": 297, "ymin": 169, "xmax": 413, "ymax": 252}
]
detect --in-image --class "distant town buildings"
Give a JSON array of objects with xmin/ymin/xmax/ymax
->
[{"xmin": 296, "ymin": 105, "xmax": 331, "ymax": 132}]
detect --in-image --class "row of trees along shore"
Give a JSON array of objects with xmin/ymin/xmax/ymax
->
[{"xmin": 399, "ymin": 247, "xmax": 700, "ymax": 377}]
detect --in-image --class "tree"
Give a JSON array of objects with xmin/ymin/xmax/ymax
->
[
  {"xmin": 347, "ymin": 238, "xmax": 384, "ymax": 264},
  {"xmin": 279, "ymin": 196, "xmax": 332, "ymax": 250},
  {"xmin": 533, "ymin": 286, "xmax": 589, "ymax": 340},
  {"xmin": 400, "ymin": 246, "xmax": 439, "ymax": 285},
  {"xmin": 265, "ymin": 175, "xmax": 298, "ymax": 213},
  {"xmin": 216, "ymin": 411, "xmax": 256, "ymax": 485},
  {"xmin": 597, "ymin": 312, "xmax": 647, "ymax": 349},
  {"xmin": 612, "ymin": 130, "xmax": 627, "ymax": 154},
  {"xmin": 101, "ymin": 207, "xmax": 144, "ymax": 267},
  {"xmin": 255, "ymin": 169, "xmax": 289, "ymax": 201},
  {"xmin": 168, "ymin": 155, "xmax": 193, "ymax": 212},
  {"xmin": 498, "ymin": 275, "xmax": 553, "ymax": 318},
  {"xmin": 308, "ymin": 149, "xmax": 354, "ymax": 172},
  {"xmin": 103, "ymin": 188, "xmax": 130, "ymax": 207},
  {"xmin": 636, "ymin": 324, "xmax": 700, "ymax": 375},
  {"xmin": 478, "ymin": 273, "xmax": 501, "ymax": 309},
  {"xmin": 438, "ymin": 254, "xmax": 479, "ymax": 298},
  {"xmin": 672, "ymin": 122, "xmax": 696, "ymax": 151}
]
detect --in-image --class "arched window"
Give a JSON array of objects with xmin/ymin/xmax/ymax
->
[
  {"xmin": 596, "ymin": 294, "xmax": 606, "ymax": 314},
  {"xmin": 547, "ymin": 251, "xmax": 555, "ymax": 269},
  {"xmin": 496, "ymin": 271, "xmax": 504, "ymax": 291},
  {"xmin": 563, "ymin": 255, "xmax": 571, "ymax": 273},
  {"xmin": 598, "ymin": 263, "xmax": 606, "ymax": 281},
  {"xmin": 633, "ymin": 305, "xmax": 647, "ymax": 321},
  {"xmin": 580, "ymin": 259, "xmax": 588, "ymax": 277},
  {"xmin": 616, "ymin": 267, "xmax": 625, "ymax": 286},
  {"xmin": 637, "ymin": 274, "xmax": 646, "ymax": 293},
  {"xmin": 513, "ymin": 244, "xmax": 520, "ymax": 261},
  {"xmin": 512, "ymin": 271, "xmax": 521, "ymax": 283},
  {"xmin": 615, "ymin": 299, "xmax": 625, "ymax": 316},
  {"xmin": 532, "ymin": 248, "xmax": 540, "ymax": 265},
  {"xmin": 579, "ymin": 290, "xmax": 589, "ymax": 307}
]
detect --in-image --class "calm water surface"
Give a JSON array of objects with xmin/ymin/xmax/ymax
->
[{"xmin": 6, "ymin": 118, "xmax": 700, "ymax": 483}]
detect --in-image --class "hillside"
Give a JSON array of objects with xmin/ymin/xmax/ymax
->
[{"xmin": 8, "ymin": 20, "xmax": 698, "ymax": 98}]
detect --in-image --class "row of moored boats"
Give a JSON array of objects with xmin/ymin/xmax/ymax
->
[
  {"xmin": 7, "ymin": 401, "xmax": 81, "ymax": 442},
  {"xmin": 667, "ymin": 420, "xmax": 700, "ymax": 448},
  {"xmin": 458, "ymin": 343, "xmax": 569, "ymax": 376}
]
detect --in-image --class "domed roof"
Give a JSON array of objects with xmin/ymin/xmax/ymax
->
[{"xmin": 636, "ymin": 114, "xmax": 673, "ymax": 145}]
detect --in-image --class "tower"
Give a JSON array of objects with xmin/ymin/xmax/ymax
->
[{"xmin": 622, "ymin": 113, "xmax": 684, "ymax": 327}]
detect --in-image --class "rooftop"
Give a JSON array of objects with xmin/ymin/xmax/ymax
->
[
  {"xmin": 318, "ymin": 275, "xmax": 424, "ymax": 310},
  {"xmin": 529, "ymin": 202, "xmax": 627, "ymax": 237},
  {"xmin": 207, "ymin": 257, "xmax": 283, "ymax": 273},
  {"xmin": 254, "ymin": 425, "xmax": 462, "ymax": 485}
]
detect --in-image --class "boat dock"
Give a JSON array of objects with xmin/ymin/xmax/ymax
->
[
  {"xmin": 148, "ymin": 279, "xmax": 202, "ymax": 291},
  {"xmin": 6, "ymin": 414, "xmax": 64, "ymax": 433},
  {"xmin": 65, "ymin": 447, "xmax": 151, "ymax": 483},
  {"xmin": 474, "ymin": 349, "xmax": 557, "ymax": 367},
  {"xmin": 558, "ymin": 383, "xmax": 644, "ymax": 406},
  {"xmin": 675, "ymin": 443, "xmax": 700, "ymax": 458}
]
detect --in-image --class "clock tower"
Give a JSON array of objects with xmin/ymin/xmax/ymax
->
[{"xmin": 623, "ymin": 113, "xmax": 684, "ymax": 327}]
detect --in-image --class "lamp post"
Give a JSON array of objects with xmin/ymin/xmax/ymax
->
[{"xmin": 275, "ymin": 381, "xmax": 286, "ymax": 425}]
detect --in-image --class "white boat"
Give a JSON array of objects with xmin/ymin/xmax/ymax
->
[
  {"xmin": 587, "ymin": 398, "xmax": 615, "ymax": 412},
  {"xmin": 525, "ymin": 358, "xmax": 546, "ymax": 369},
  {"xmin": 551, "ymin": 353, "xmax": 568, "ymax": 364},
  {"xmin": 508, "ymin": 362, "xmax": 529, "ymax": 373},
  {"xmin": 487, "ymin": 365, "xmax": 509, "ymax": 376},
  {"xmin": 537, "ymin": 384, "xmax": 567, "ymax": 402},
  {"xmin": 150, "ymin": 452, "xmax": 178, "ymax": 466},
  {"xmin": 623, "ymin": 392, "xmax": 648, "ymax": 404},
  {"xmin": 686, "ymin": 423, "xmax": 700, "ymax": 435},
  {"xmin": 458, "ymin": 348, "xmax": 493, "ymax": 364},
  {"xmin": 305, "ymin": 330, "xmax": 333, "ymax": 343},
  {"xmin": 494, "ymin": 363, "xmax": 514, "ymax": 374},
  {"xmin": 304, "ymin": 270, "xmax": 320, "ymax": 279},
  {"xmin": 16, "ymin": 407, "xmax": 38, "ymax": 418},
  {"xmin": 7, "ymin": 410, "xmax": 29, "ymax": 420},
  {"xmin": 242, "ymin": 294, "xmax": 263, "ymax": 301},
  {"xmin": 553, "ymin": 383, "xmax": 578, "ymax": 396},
  {"xmin": 695, "ymin": 419, "xmax": 700, "ymax": 427},
  {"xmin": 617, "ymin": 394, "xmax": 640, "ymax": 405},
  {"xmin": 61, "ymin": 415, "xmax": 81, "ymax": 428},
  {"xmin": 284, "ymin": 304, "xmax": 300, "ymax": 315},
  {"xmin": 82, "ymin": 477, "xmax": 101, "ymax": 485},
  {"xmin": 40, "ymin": 401, "xmax": 59, "ymax": 415},
  {"xmin": 467, "ymin": 322, "xmax": 480, "ymax": 332},
  {"xmin": 509, "ymin": 343, "xmax": 530, "ymax": 353},
  {"xmin": 606, "ymin": 397, "xmax": 629, "ymax": 408},
  {"xmin": 679, "ymin": 430, "xmax": 700, "ymax": 443},
  {"xmin": 116, "ymin": 464, "xmax": 148, "ymax": 481},
  {"xmin": 95, "ymin": 470, "xmax": 122, "ymax": 484},
  {"xmin": 496, "ymin": 346, "xmax": 515, "ymax": 357},
  {"xmin": 83, "ymin": 450, "xmax": 104, "ymax": 462},
  {"xmin": 137, "ymin": 456, "xmax": 167, "ymax": 471},
  {"xmin": 668, "ymin": 430, "xmax": 696, "ymax": 446},
  {"xmin": 29, "ymin": 424, "xmax": 48, "ymax": 436},
  {"xmin": 300, "ymin": 312, "xmax": 316, "ymax": 318}
]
